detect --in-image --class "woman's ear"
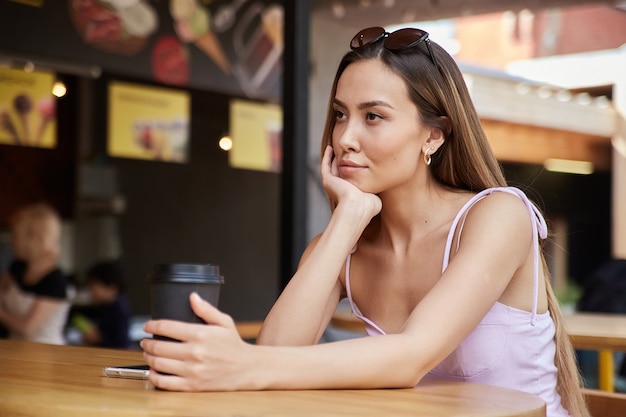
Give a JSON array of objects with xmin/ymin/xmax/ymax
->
[
  {"xmin": 422, "ymin": 116, "xmax": 449, "ymax": 157},
  {"xmin": 423, "ymin": 127, "xmax": 445, "ymax": 154}
]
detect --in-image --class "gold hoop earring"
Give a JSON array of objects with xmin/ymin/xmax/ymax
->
[{"xmin": 424, "ymin": 148, "xmax": 432, "ymax": 166}]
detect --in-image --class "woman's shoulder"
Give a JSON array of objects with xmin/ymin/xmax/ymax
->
[
  {"xmin": 460, "ymin": 187, "xmax": 543, "ymax": 235},
  {"xmin": 472, "ymin": 186, "xmax": 533, "ymax": 201},
  {"xmin": 467, "ymin": 187, "xmax": 539, "ymax": 213}
]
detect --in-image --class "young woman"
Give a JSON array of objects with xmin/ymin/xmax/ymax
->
[
  {"xmin": 0, "ymin": 203, "xmax": 70, "ymax": 344},
  {"xmin": 141, "ymin": 27, "xmax": 587, "ymax": 417}
]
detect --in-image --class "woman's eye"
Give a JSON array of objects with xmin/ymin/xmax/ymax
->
[
  {"xmin": 334, "ymin": 109, "xmax": 346, "ymax": 120},
  {"xmin": 366, "ymin": 112, "xmax": 382, "ymax": 121}
]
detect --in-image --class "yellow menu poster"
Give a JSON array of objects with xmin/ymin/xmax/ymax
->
[
  {"xmin": 0, "ymin": 68, "xmax": 56, "ymax": 148},
  {"xmin": 108, "ymin": 82, "xmax": 190, "ymax": 163},
  {"xmin": 229, "ymin": 99, "xmax": 282, "ymax": 172}
]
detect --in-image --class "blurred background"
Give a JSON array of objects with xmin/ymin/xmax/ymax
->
[{"xmin": 0, "ymin": 0, "xmax": 624, "ymax": 328}]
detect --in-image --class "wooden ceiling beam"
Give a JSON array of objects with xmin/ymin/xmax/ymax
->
[{"xmin": 482, "ymin": 118, "xmax": 612, "ymax": 171}]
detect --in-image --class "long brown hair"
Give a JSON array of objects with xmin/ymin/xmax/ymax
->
[{"xmin": 321, "ymin": 34, "xmax": 587, "ymax": 416}]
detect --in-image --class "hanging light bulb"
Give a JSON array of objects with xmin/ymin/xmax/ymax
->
[{"xmin": 52, "ymin": 81, "xmax": 67, "ymax": 98}]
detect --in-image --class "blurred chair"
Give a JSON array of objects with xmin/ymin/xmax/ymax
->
[{"xmin": 583, "ymin": 388, "xmax": 626, "ymax": 417}]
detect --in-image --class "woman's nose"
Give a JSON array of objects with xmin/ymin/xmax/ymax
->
[{"xmin": 335, "ymin": 124, "xmax": 360, "ymax": 152}]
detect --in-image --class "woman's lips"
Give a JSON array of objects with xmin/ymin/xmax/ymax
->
[{"xmin": 338, "ymin": 160, "xmax": 366, "ymax": 176}]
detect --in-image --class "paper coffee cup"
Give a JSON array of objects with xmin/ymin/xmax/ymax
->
[{"xmin": 149, "ymin": 263, "xmax": 224, "ymax": 341}]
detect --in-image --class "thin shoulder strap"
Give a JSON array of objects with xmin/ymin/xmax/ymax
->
[
  {"xmin": 345, "ymin": 252, "xmax": 386, "ymax": 335},
  {"xmin": 442, "ymin": 187, "xmax": 548, "ymax": 325}
]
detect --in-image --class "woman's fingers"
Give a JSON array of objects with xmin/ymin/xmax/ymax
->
[
  {"xmin": 142, "ymin": 318, "xmax": 200, "ymax": 343},
  {"xmin": 145, "ymin": 360, "xmax": 192, "ymax": 391},
  {"xmin": 189, "ymin": 292, "xmax": 235, "ymax": 330},
  {"xmin": 142, "ymin": 293, "xmax": 235, "ymax": 343},
  {"xmin": 144, "ymin": 350, "xmax": 184, "ymax": 376},
  {"xmin": 148, "ymin": 371, "xmax": 184, "ymax": 391},
  {"xmin": 140, "ymin": 293, "xmax": 249, "ymax": 392},
  {"xmin": 321, "ymin": 146, "xmax": 334, "ymax": 177},
  {"xmin": 329, "ymin": 150, "xmax": 339, "ymax": 177}
]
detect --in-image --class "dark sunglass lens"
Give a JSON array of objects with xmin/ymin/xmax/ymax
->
[
  {"xmin": 350, "ymin": 26, "xmax": 386, "ymax": 50},
  {"xmin": 385, "ymin": 28, "xmax": 428, "ymax": 51}
]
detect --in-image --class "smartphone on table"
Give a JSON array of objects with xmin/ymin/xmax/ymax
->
[{"xmin": 102, "ymin": 364, "xmax": 150, "ymax": 380}]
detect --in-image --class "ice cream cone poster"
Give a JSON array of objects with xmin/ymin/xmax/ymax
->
[
  {"xmin": 67, "ymin": 0, "xmax": 159, "ymax": 57},
  {"xmin": 169, "ymin": 0, "xmax": 232, "ymax": 75},
  {"xmin": 229, "ymin": 99, "xmax": 282, "ymax": 172},
  {"xmin": 231, "ymin": 3, "xmax": 284, "ymax": 99},
  {"xmin": 108, "ymin": 82, "xmax": 190, "ymax": 163},
  {"xmin": 167, "ymin": 0, "xmax": 284, "ymax": 99},
  {"xmin": 0, "ymin": 68, "xmax": 57, "ymax": 148}
]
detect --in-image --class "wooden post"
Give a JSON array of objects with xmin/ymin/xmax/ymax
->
[{"xmin": 612, "ymin": 75, "xmax": 626, "ymax": 259}]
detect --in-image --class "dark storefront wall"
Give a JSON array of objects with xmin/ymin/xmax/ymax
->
[
  {"xmin": 0, "ymin": 1, "xmax": 285, "ymax": 321},
  {"xmin": 502, "ymin": 162, "xmax": 612, "ymax": 287},
  {"xmin": 95, "ymin": 76, "xmax": 281, "ymax": 320},
  {"xmin": 0, "ymin": 71, "xmax": 280, "ymax": 321}
]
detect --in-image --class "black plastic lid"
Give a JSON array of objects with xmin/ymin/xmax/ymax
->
[{"xmin": 150, "ymin": 263, "xmax": 224, "ymax": 284}]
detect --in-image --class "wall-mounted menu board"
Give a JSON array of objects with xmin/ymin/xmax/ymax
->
[
  {"xmin": 107, "ymin": 81, "xmax": 190, "ymax": 163},
  {"xmin": 0, "ymin": 67, "xmax": 56, "ymax": 148},
  {"xmin": 229, "ymin": 99, "xmax": 282, "ymax": 173}
]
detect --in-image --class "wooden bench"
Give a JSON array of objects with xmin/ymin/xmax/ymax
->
[{"xmin": 583, "ymin": 388, "xmax": 626, "ymax": 417}]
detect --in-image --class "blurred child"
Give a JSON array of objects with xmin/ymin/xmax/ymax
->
[
  {"xmin": 72, "ymin": 260, "xmax": 131, "ymax": 349},
  {"xmin": 0, "ymin": 203, "xmax": 69, "ymax": 344}
]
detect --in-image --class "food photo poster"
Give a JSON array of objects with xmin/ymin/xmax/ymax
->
[
  {"xmin": 0, "ymin": 67, "xmax": 57, "ymax": 148},
  {"xmin": 107, "ymin": 82, "xmax": 190, "ymax": 163}
]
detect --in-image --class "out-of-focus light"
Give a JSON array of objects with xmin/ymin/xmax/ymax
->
[
  {"xmin": 515, "ymin": 82, "xmax": 531, "ymax": 95},
  {"xmin": 575, "ymin": 92, "xmax": 592, "ymax": 105},
  {"xmin": 537, "ymin": 85, "xmax": 552, "ymax": 99},
  {"xmin": 555, "ymin": 89, "xmax": 572, "ymax": 102},
  {"xmin": 544, "ymin": 158, "xmax": 593, "ymax": 175},
  {"xmin": 219, "ymin": 135, "xmax": 232, "ymax": 151},
  {"xmin": 52, "ymin": 81, "xmax": 67, "ymax": 97},
  {"xmin": 594, "ymin": 96, "xmax": 610, "ymax": 109},
  {"xmin": 402, "ymin": 9, "xmax": 417, "ymax": 22},
  {"xmin": 24, "ymin": 61, "xmax": 35, "ymax": 73},
  {"xmin": 331, "ymin": 2, "xmax": 345, "ymax": 18}
]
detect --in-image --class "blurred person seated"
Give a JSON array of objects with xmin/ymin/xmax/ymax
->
[
  {"xmin": 577, "ymin": 258, "xmax": 626, "ymax": 392},
  {"xmin": 71, "ymin": 260, "xmax": 131, "ymax": 349},
  {"xmin": 0, "ymin": 203, "xmax": 70, "ymax": 345}
]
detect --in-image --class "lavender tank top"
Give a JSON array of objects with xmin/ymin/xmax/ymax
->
[{"xmin": 345, "ymin": 187, "xmax": 571, "ymax": 417}]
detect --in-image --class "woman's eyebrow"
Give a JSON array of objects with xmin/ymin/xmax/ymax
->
[
  {"xmin": 333, "ymin": 98, "xmax": 346, "ymax": 108},
  {"xmin": 333, "ymin": 98, "xmax": 394, "ymax": 110},
  {"xmin": 358, "ymin": 100, "xmax": 393, "ymax": 110}
]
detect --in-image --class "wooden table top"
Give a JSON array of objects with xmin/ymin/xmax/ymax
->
[
  {"xmin": 0, "ymin": 339, "xmax": 546, "ymax": 417},
  {"xmin": 563, "ymin": 311, "xmax": 626, "ymax": 351},
  {"xmin": 332, "ymin": 309, "xmax": 626, "ymax": 352}
]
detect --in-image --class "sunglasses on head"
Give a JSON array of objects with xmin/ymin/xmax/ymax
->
[{"xmin": 350, "ymin": 26, "xmax": 438, "ymax": 68}]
